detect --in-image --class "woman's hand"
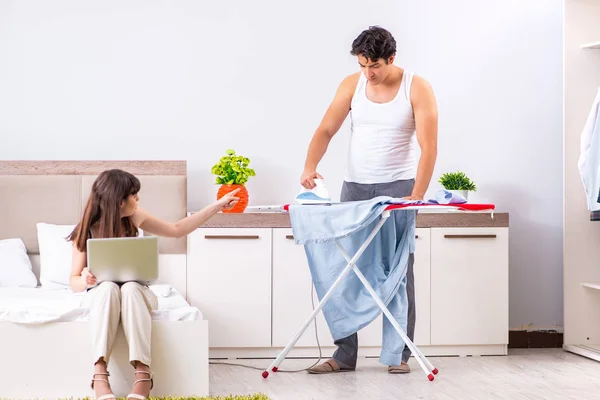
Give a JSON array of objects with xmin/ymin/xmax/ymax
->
[
  {"xmin": 216, "ymin": 188, "xmax": 240, "ymax": 211},
  {"xmin": 82, "ymin": 267, "xmax": 97, "ymax": 287}
]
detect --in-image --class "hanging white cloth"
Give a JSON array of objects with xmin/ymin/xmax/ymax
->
[{"xmin": 578, "ymin": 87, "xmax": 600, "ymax": 211}]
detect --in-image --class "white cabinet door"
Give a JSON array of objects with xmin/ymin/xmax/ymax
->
[
  {"xmin": 430, "ymin": 227, "xmax": 509, "ymax": 346},
  {"xmin": 271, "ymin": 228, "xmax": 335, "ymax": 347},
  {"xmin": 359, "ymin": 228, "xmax": 431, "ymax": 347},
  {"xmin": 187, "ymin": 228, "xmax": 272, "ymax": 348},
  {"xmin": 414, "ymin": 228, "xmax": 431, "ymax": 346}
]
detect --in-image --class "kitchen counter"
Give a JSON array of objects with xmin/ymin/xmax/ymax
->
[{"xmin": 199, "ymin": 211, "xmax": 509, "ymax": 228}]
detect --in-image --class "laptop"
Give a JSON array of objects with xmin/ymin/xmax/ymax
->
[{"xmin": 87, "ymin": 236, "xmax": 159, "ymax": 285}]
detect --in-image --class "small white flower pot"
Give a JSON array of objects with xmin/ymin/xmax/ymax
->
[{"xmin": 448, "ymin": 190, "xmax": 469, "ymax": 201}]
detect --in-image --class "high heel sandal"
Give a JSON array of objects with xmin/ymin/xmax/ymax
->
[
  {"xmin": 127, "ymin": 370, "xmax": 154, "ymax": 400},
  {"xmin": 91, "ymin": 372, "xmax": 117, "ymax": 400}
]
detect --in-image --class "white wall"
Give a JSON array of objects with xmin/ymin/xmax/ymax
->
[{"xmin": 0, "ymin": 0, "xmax": 563, "ymax": 331}]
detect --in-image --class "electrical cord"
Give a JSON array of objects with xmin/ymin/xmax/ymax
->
[{"xmin": 209, "ymin": 281, "xmax": 324, "ymax": 373}]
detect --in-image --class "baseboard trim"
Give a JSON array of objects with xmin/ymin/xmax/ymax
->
[
  {"xmin": 509, "ymin": 330, "xmax": 563, "ymax": 348},
  {"xmin": 563, "ymin": 344, "xmax": 600, "ymax": 362},
  {"xmin": 208, "ymin": 344, "xmax": 507, "ymax": 359}
]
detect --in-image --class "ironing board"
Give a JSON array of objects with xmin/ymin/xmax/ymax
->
[{"xmin": 263, "ymin": 202, "xmax": 496, "ymax": 382}]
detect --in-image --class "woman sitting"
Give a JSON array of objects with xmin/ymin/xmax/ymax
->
[{"xmin": 68, "ymin": 168, "xmax": 239, "ymax": 400}]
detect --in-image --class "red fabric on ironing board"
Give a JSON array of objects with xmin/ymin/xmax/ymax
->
[
  {"xmin": 282, "ymin": 203, "xmax": 495, "ymax": 212},
  {"xmin": 384, "ymin": 203, "xmax": 495, "ymax": 211}
]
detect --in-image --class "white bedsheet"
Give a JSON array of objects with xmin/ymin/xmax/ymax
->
[{"xmin": 0, "ymin": 285, "xmax": 201, "ymax": 324}]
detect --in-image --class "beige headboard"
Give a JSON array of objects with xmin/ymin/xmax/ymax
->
[{"xmin": 0, "ymin": 161, "xmax": 187, "ymax": 255}]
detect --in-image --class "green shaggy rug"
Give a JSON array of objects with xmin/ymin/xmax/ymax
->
[
  {"xmin": 59, "ymin": 396, "xmax": 270, "ymax": 400},
  {"xmin": 148, "ymin": 396, "xmax": 270, "ymax": 400},
  {"xmin": 149, "ymin": 397, "xmax": 270, "ymax": 400}
]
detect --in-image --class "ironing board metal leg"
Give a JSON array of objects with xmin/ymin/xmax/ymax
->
[
  {"xmin": 349, "ymin": 263, "xmax": 434, "ymax": 380},
  {"xmin": 408, "ymin": 333, "xmax": 437, "ymax": 373},
  {"xmin": 334, "ymin": 240, "xmax": 436, "ymax": 381},
  {"xmin": 263, "ymin": 212, "xmax": 391, "ymax": 378}
]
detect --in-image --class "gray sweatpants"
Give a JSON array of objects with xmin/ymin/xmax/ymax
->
[{"xmin": 332, "ymin": 179, "xmax": 416, "ymax": 367}]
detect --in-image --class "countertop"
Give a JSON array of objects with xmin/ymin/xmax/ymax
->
[{"xmin": 199, "ymin": 211, "xmax": 509, "ymax": 228}]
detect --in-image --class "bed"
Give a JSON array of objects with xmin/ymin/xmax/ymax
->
[{"xmin": 0, "ymin": 161, "xmax": 209, "ymax": 398}]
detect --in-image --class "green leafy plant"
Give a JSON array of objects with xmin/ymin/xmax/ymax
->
[
  {"xmin": 438, "ymin": 171, "xmax": 477, "ymax": 191},
  {"xmin": 211, "ymin": 149, "xmax": 256, "ymax": 185}
]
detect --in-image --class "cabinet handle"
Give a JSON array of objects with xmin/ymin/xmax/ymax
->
[
  {"xmin": 204, "ymin": 235, "xmax": 260, "ymax": 240},
  {"xmin": 444, "ymin": 234, "xmax": 497, "ymax": 239},
  {"xmin": 286, "ymin": 235, "xmax": 294, "ymax": 240},
  {"xmin": 415, "ymin": 235, "xmax": 419, "ymax": 239}
]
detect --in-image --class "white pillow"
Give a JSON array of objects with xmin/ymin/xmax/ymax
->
[
  {"xmin": 0, "ymin": 238, "xmax": 38, "ymax": 288},
  {"xmin": 36, "ymin": 223, "xmax": 76, "ymax": 290}
]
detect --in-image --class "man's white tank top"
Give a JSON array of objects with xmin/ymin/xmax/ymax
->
[{"xmin": 345, "ymin": 70, "xmax": 417, "ymax": 184}]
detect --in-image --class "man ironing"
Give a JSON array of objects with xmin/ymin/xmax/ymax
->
[{"xmin": 300, "ymin": 26, "xmax": 438, "ymax": 374}]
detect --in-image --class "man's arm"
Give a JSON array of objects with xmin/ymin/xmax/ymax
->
[
  {"xmin": 407, "ymin": 75, "xmax": 438, "ymax": 200},
  {"xmin": 301, "ymin": 73, "xmax": 360, "ymax": 189}
]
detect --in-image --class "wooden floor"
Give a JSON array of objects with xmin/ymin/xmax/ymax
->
[{"xmin": 209, "ymin": 349, "xmax": 600, "ymax": 400}]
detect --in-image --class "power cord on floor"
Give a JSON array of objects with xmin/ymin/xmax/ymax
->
[{"xmin": 209, "ymin": 281, "xmax": 324, "ymax": 373}]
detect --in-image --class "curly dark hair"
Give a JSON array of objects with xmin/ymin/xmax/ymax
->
[{"xmin": 350, "ymin": 26, "xmax": 396, "ymax": 63}]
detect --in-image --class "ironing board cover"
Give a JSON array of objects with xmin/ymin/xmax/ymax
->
[{"xmin": 283, "ymin": 202, "xmax": 495, "ymax": 212}]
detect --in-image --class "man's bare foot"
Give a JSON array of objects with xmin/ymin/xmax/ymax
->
[
  {"xmin": 128, "ymin": 363, "xmax": 153, "ymax": 399},
  {"xmin": 92, "ymin": 361, "xmax": 116, "ymax": 399}
]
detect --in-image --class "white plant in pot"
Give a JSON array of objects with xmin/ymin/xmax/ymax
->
[{"xmin": 438, "ymin": 171, "xmax": 477, "ymax": 201}]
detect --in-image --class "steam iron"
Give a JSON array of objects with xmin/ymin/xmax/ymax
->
[{"xmin": 294, "ymin": 178, "xmax": 332, "ymax": 204}]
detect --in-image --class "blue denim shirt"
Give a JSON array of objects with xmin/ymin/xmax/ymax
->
[{"xmin": 288, "ymin": 196, "xmax": 417, "ymax": 340}]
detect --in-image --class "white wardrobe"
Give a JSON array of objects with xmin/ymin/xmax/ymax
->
[{"xmin": 563, "ymin": 0, "xmax": 600, "ymax": 362}]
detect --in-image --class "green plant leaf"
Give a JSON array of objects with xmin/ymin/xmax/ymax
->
[
  {"xmin": 211, "ymin": 149, "xmax": 256, "ymax": 185},
  {"xmin": 438, "ymin": 171, "xmax": 477, "ymax": 191}
]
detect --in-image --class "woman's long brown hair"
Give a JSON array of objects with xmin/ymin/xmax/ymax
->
[{"xmin": 68, "ymin": 169, "xmax": 141, "ymax": 252}]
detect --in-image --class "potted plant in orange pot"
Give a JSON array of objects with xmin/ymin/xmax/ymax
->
[{"xmin": 211, "ymin": 149, "xmax": 256, "ymax": 213}]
